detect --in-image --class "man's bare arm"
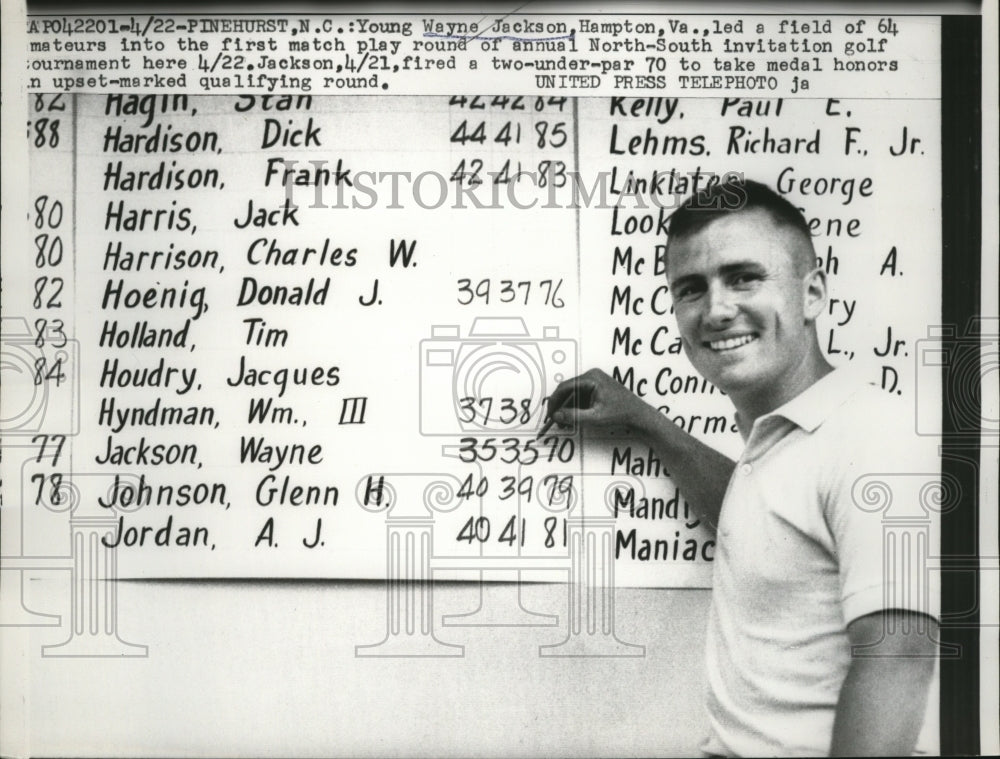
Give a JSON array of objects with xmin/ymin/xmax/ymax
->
[
  {"xmin": 547, "ymin": 368, "xmax": 735, "ymax": 531},
  {"xmin": 830, "ymin": 610, "xmax": 938, "ymax": 756}
]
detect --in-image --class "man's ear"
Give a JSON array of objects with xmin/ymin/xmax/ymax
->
[{"xmin": 803, "ymin": 267, "xmax": 827, "ymax": 322}]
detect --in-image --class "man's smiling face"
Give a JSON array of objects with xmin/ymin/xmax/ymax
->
[{"xmin": 666, "ymin": 208, "xmax": 825, "ymax": 413}]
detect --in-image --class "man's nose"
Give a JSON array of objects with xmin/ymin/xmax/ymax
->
[{"xmin": 704, "ymin": 282, "xmax": 738, "ymax": 326}]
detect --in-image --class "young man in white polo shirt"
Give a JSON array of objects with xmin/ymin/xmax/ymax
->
[{"xmin": 547, "ymin": 179, "xmax": 938, "ymax": 756}]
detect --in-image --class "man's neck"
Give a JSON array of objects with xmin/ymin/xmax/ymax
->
[{"xmin": 733, "ymin": 352, "xmax": 834, "ymax": 437}]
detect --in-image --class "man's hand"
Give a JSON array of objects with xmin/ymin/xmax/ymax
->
[
  {"xmin": 546, "ymin": 368, "xmax": 735, "ymax": 531},
  {"xmin": 545, "ymin": 368, "xmax": 661, "ymax": 441},
  {"xmin": 831, "ymin": 609, "xmax": 938, "ymax": 756}
]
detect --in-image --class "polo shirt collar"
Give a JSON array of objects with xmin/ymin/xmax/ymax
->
[{"xmin": 767, "ymin": 365, "xmax": 867, "ymax": 433}]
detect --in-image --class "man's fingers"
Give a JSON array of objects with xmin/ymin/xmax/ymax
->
[
  {"xmin": 545, "ymin": 381, "xmax": 573, "ymax": 416},
  {"xmin": 553, "ymin": 404, "xmax": 598, "ymax": 427},
  {"xmin": 546, "ymin": 377, "xmax": 593, "ymax": 419}
]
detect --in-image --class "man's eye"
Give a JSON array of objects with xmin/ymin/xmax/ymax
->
[
  {"xmin": 674, "ymin": 285, "xmax": 703, "ymax": 300},
  {"xmin": 731, "ymin": 273, "xmax": 760, "ymax": 287}
]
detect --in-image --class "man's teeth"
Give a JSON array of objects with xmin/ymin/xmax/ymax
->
[{"xmin": 708, "ymin": 334, "xmax": 757, "ymax": 351}]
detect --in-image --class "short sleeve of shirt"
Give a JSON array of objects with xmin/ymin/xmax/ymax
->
[{"xmin": 821, "ymin": 392, "xmax": 942, "ymax": 625}]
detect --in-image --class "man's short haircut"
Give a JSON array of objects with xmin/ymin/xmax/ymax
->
[{"xmin": 666, "ymin": 177, "xmax": 816, "ymax": 274}]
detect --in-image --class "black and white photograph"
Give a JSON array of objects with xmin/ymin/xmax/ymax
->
[{"xmin": 1, "ymin": 1, "xmax": 996, "ymax": 756}]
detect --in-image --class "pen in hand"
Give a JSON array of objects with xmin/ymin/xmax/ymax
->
[{"xmin": 536, "ymin": 391, "xmax": 578, "ymax": 439}]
